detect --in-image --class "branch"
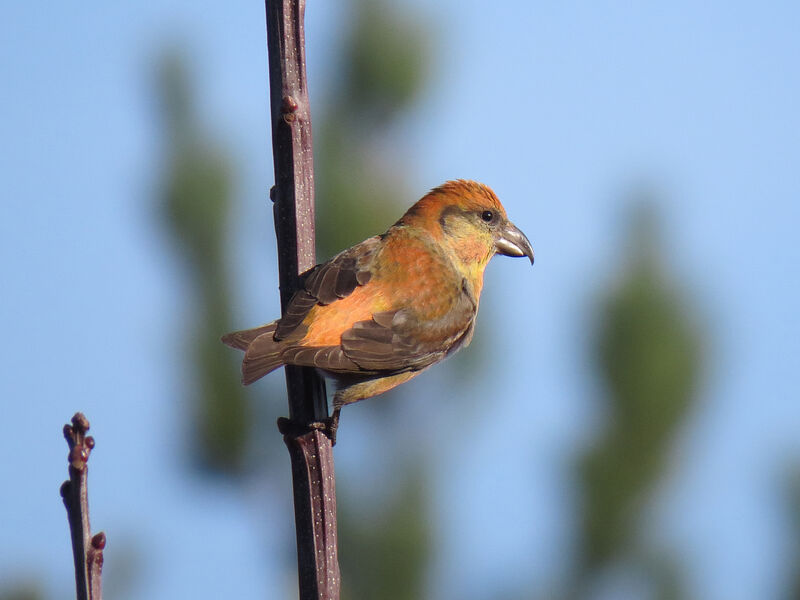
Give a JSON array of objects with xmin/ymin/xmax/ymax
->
[
  {"xmin": 264, "ymin": 0, "xmax": 340, "ymax": 598},
  {"xmin": 60, "ymin": 412, "xmax": 105, "ymax": 600}
]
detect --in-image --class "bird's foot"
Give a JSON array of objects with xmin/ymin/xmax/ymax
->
[
  {"xmin": 277, "ymin": 409, "xmax": 340, "ymax": 445},
  {"xmin": 313, "ymin": 407, "xmax": 340, "ymax": 445}
]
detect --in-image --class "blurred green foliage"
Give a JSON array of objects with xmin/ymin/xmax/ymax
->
[
  {"xmin": 314, "ymin": 0, "xmax": 430, "ymax": 257},
  {"xmin": 0, "ymin": 583, "xmax": 43, "ymax": 600},
  {"xmin": 344, "ymin": 0, "xmax": 430, "ymax": 125},
  {"xmin": 573, "ymin": 200, "xmax": 701, "ymax": 598},
  {"xmin": 156, "ymin": 49, "xmax": 251, "ymax": 475},
  {"xmin": 339, "ymin": 464, "xmax": 431, "ymax": 600},
  {"xmin": 785, "ymin": 469, "xmax": 800, "ymax": 600}
]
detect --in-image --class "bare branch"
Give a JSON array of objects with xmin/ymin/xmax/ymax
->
[
  {"xmin": 60, "ymin": 412, "xmax": 105, "ymax": 600},
  {"xmin": 265, "ymin": 0, "xmax": 341, "ymax": 597}
]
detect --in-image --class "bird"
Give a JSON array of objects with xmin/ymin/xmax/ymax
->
[{"xmin": 222, "ymin": 179, "xmax": 533, "ymax": 441}]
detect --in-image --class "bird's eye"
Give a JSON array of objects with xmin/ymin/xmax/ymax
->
[{"xmin": 481, "ymin": 210, "xmax": 494, "ymax": 222}]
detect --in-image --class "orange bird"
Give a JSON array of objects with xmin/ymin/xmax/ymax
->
[{"xmin": 222, "ymin": 180, "xmax": 533, "ymax": 438}]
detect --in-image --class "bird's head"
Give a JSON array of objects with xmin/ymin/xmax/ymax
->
[{"xmin": 400, "ymin": 180, "xmax": 534, "ymax": 274}]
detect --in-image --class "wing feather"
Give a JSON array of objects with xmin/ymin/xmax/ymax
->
[
  {"xmin": 340, "ymin": 290, "xmax": 476, "ymax": 373},
  {"xmin": 282, "ymin": 345, "xmax": 361, "ymax": 373},
  {"xmin": 274, "ymin": 236, "xmax": 381, "ymax": 340}
]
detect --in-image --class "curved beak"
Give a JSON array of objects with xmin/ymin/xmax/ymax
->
[{"xmin": 495, "ymin": 221, "xmax": 534, "ymax": 264}]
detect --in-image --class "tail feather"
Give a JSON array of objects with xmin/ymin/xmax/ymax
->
[
  {"xmin": 242, "ymin": 351, "xmax": 284, "ymax": 384},
  {"xmin": 222, "ymin": 322, "xmax": 285, "ymax": 384},
  {"xmin": 221, "ymin": 322, "xmax": 277, "ymax": 351}
]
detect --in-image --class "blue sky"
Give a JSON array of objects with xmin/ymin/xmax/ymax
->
[{"xmin": 1, "ymin": 1, "xmax": 799, "ymax": 599}]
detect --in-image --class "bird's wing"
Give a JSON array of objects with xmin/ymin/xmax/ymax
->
[
  {"xmin": 340, "ymin": 287, "xmax": 477, "ymax": 373},
  {"xmin": 333, "ymin": 230, "xmax": 480, "ymax": 373},
  {"xmin": 274, "ymin": 228, "xmax": 477, "ymax": 375},
  {"xmin": 274, "ymin": 236, "xmax": 381, "ymax": 340}
]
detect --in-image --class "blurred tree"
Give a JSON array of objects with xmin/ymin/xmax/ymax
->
[
  {"xmin": 314, "ymin": 0, "xmax": 431, "ymax": 257},
  {"xmin": 0, "ymin": 582, "xmax": 43, "ymax": 600},
  {"xmin": 784, "ymin": 469, "xmax": 800, "ymax": 600},
  {"xmin": 573, "ymin": 198, "xmax": 702, "ymax": 598},
  {"xmin": 338, "ymin": 463, "xmax": 431, "ymax": 600},
  {"xmin": 155, "ymin": 48, "xmax": 251, "ymax": 475}
]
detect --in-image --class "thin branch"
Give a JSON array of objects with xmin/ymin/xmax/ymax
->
[
  {"xmin": 60, "ymin": 412, "xmax": 105, "ymax": 600},
  {"xmin": 264, "ymin": 0, "xmax": 340, "ymax": 598}
]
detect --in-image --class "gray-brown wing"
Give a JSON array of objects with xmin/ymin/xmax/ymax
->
[
  {"xmin": 340, "ymin": 288, "xmax": 477, "ymax": 373},
  {"xmin": 280, "ymin": 345, "xmax": 364, "ymax": 374},
  {"xmin": 274, "ymin": 236, "xmax": 381, "ymax": 340}
]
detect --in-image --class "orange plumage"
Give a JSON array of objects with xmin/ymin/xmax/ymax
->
[{"xmin": 222, "ymin": 180, "xmax": 533, "ymax": 437}]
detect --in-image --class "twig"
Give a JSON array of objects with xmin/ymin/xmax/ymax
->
[
  {"xmin": 264, "ymin": 1, "xmax": 340, "ymax": 599},
  {"xmin": 60, "ymin": 412, "xmax": 105, "ymax": 600}
]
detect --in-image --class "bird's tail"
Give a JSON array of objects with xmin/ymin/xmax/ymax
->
[{"xmin": 221, "ymin": 322, "xmax": 285, "ymax": 385}]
